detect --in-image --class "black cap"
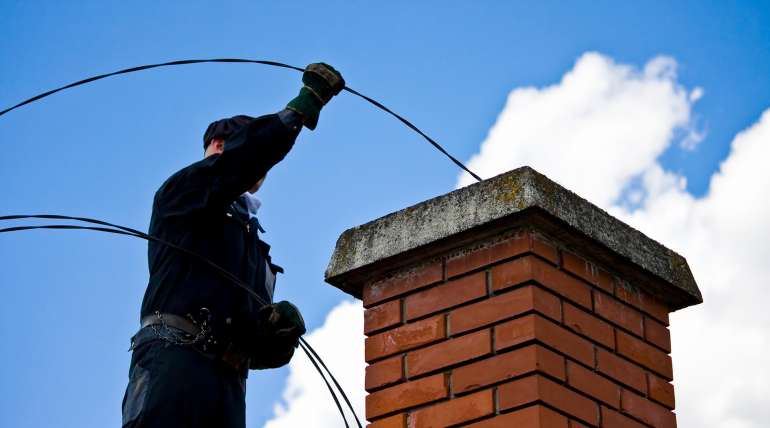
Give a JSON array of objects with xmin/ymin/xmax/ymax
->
[{"xmin": 202, "ymin": 115, "xmax": 254, "ymax": 149}]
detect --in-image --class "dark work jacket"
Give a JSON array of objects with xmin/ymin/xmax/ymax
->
[{"xmin": 140, "ymin": 113, "xmax": 299, "ymax": 347}]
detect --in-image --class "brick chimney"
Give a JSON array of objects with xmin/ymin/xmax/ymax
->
[{"xmin": 325, "ymin": 167, "xmax": 702, "ymax": 428}]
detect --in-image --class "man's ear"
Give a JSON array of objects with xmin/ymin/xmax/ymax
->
[{"xmin": 204, "ymin": 138, "xmax": 226, "ymax": 157}]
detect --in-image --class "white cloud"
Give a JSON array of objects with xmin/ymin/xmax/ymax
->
[
  {"xmin": 263, "ymin": 300, "xmax": 365, "ymax": 428},
  {"xmin": 461, "ymin": 52, "xmax": 770, "ymax": 428},
  {"xmin": 690, "ymin": 87, "xmax": 704, "ymax": 102},
  {"xmin": 265, "ymin": 52, "xmax": 770, "ymax": 428},
  {"xmin": 458, "ymin": 52, "xmax": 697, "ymax": 208},
  {"xmin": 612, "ymin": 110, "xmax": 770, "ymax": 428}
]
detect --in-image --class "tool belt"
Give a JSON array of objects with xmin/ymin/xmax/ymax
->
[{"xmin": 137, "ymin": 312, "xmax": 251, "ymax": 374}]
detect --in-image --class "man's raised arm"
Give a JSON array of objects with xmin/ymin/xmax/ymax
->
[{"xmin": 155, "ymin": 63, "xmax": 344, "ymax": 220}]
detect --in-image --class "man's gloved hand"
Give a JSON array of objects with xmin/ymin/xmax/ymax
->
[
  {"xmin": 286, "ymin": 63, "xmax": 345, "ymax": 130},
  {"xmin": 267, "ymin": 300, "xmax": 306, "ymax": 339},
  {"xmin": 249, "ymin": 300, "xmax": 307, "ymax": 370}
]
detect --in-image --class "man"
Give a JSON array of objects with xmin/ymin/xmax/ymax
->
[{"xmin": 122, "ymin": 63, "xmax": 345, "ymax": 428}]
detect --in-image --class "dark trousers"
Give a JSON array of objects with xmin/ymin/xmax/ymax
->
[{"xmin": 122, "ymin": 329, "xmax": 246, "ymax": 428}]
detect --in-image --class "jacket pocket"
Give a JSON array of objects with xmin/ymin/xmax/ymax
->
[
  {"xmin": 122, "ymin": 342, "xmax": 160, "ymax": 426},
  {"xmin": 122, "ymin": 362, "xmax": 150, "ymax": 426}
]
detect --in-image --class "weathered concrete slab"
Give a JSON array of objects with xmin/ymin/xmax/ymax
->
[{"xmin": 325, "ymin": 166, "xmax": 702, "ymax": 309}]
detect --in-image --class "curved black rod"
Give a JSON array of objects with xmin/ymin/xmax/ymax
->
[
  {"xmin": 0, "ymin": 215, "xmax": 261, "ymax": 304},
  {"xmin": 300, "ymin": 335, "xmax": 363, "ymax": 426},
  {"xmin": 342, "ymin": 86, "xmax": 483, "ymax": 181},
  {"xmin": 0, "ymin": 58, "xmax": 482, "ymax": 181},
  {"xmin": 1, "ymin": 215, "xmax": 365, "ymax": 425},
  {"xmin": 298, "ymin": 340, "xmax": 350, "ymax": 428},
  {"xmin": 0, "ymin": 59, "xmax": 302, "ymax": 116},
  {"xmin": 0, "ymin": 221, "xmax": 361, "ymax": 427}
]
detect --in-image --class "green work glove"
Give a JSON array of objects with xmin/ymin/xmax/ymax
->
[
  {"xmin": 249, "ymin": 300, "xmax": 306, "ymax": 370},
  {"xmin": 268, "ymin": 300, "xmax": 306, "ymax": 339},
  {"xmin": 286, "ymin": 63, "xmax": 345, "ymax": 130}
]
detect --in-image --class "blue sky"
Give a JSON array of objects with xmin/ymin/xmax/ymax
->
[{"xmin": 1, "ymin": 1, "xmax": 769, "ymax": 427}]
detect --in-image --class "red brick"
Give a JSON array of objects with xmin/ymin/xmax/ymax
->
[
  {"xmin": 366, "ymin": 355, "xmax": 404, "ymax": 392},
  {"xmin": 615, "ymin": 284, "xmax": 670, "ymax": 325},
  {"xmin": 593, "ymin": 292, "xmax": 643, "ymax": 336},
  {"xmin": 567, "ymin": 361, "xmax": 620, "ymax": 408},
  {"xmin": 406, "ymin": 389, "xmax": 493, "ymax": 428},
  {"xmin": 561, "ymin": 252, "xmax": 615, "ymax": 294},
  {"xmin": 365, "ymin": 300, "xmax": 402, "ymax": 335},
  {"xmin": 616, "ymin": 331, "xmax": 673, "ymax": 380},
  {"xmin": 450, "ymin": 285, "xmax": 561, "ymax": 334},
  {"xmin": 366, "ymin": 374, "xmax": 448, "ymax": 419},
  {"xmin": 595, "ymin": 269, "xmax": 616, "ymax": 294},
  {"xmin": 492, "ymin": 256, "xmax": 592, "ymax": 308},
  {"xmin": 447, "ymin": 235, "xmax": 529, "ymax": 278},
  {"xmin": 564, "ymin": 303, "xmax": 615, "ymax": 349},
  {"xmin": 466, "ymin": 405, "xmax": 568, "ymax": 428},
  {"xmin": 644, "ymin": 317, "xmax": 672, "ymax": 352},
  {"xmin": 406, "ymin": 329, "xmax": 491, "ymax": 377},
  {"xmin": 530, "ymin": 235, "xmax": 559, "ymax": 264},
  {"xmin": 498, "ymin": 375, "xmax": 599, "ymax": 425},
  {"xmin": 495, "ymin": 314, "xmax": 595, "ymax": 366},
  {"xmin": 648, "ymin": 373, "xmax": 676, "ymax": 409},
  {"xmin": 404, "ymin": 272, "xmax": 486, "ymax": 320},
  {"xmin": 453, "ymin": 344, "xmax": 565, "ymax": 393},
  {"xmin": 369, "ymin": 414, "xmax": 406, "ymax": 428},
  {"xmin": 569, "ymin": 421, "xmax": 591, "ymax": 428},
  {"xmin": 561, "ymin": 251, "xmax": 594, "ymax": 284},
  {"xmin": 596, "ymin": 349, "xmax": 646, "ymax": 393},
  {"xmin": 621, "ymin": 389, "xmax": 677, "ymax": 428},
  {"xmin": 364, "ymin": 261, "xmax": 443, "ymax": 307},
  {"xmin": 366, "ymin": 315, "xmax": 446, "ymax": 362},
  {"xmin": 601, "ymin": 406, "xmax": 646, "ymax": 428}
]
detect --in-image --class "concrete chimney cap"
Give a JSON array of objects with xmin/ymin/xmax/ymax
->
[{"xmin": 325, "ymin": 166, "xmax": 702, "ymax": 310}]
